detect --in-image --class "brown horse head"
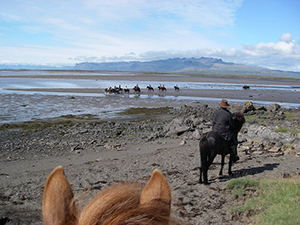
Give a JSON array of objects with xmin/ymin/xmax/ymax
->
[{"xmin": 42, "ymin": 166, "xmax": 171, "ymax": 225}]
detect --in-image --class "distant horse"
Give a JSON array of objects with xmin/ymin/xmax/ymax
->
[
  {"xmin": 115, "ymin": 85, "xmax": 123, "ymax": 93},
  {"xmin": 199, "ymin": 112, "xmax": 245, "ymax": 185},
  {"xmin": 133, "ymin": 86, "xmax": 141, "ymax": 92},
  {"xmin": 43, "ymin": 166, "xmax": 172, "ymax": 225},
  {"xmin": 158, "ymin": 86, "xmax": 167, "ymax": 91},
  {"xmin": 147, "ymin": 86, "xmax": 154, "ymax": 91},
  {"xmin": 242, "ymin": 85, "xmax": 250, "ymax": 89},
  {"xmin": 174, "ymin": 85, "xmax": 180, "ymax": 91},
  {"xmin": 124, "ymin": 87, "xmax": 130, "ymax": 93},
  {"xmin": 105, "ymin": 87, "xmax": 120, "ymax": 94}
]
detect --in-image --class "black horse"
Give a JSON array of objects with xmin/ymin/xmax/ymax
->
[
  {"xmin": 147, "ymin": 86, "xmax": 154, "ymax": 91},
  {"xmin": 105, "ymin": 87, "xmax": 120, "ymax": 94},
  {"xmin": 133, "ymin": 86, "xmax": 141, "ymax": 92},
  {"xmin": 158, "ymin": 86, "xmax": 167, "ymax": 91},
  {"xmin": 199, "ymin": 112, "xmax": 245, "ymax": 185},
  {"xmin": 174, "ymin": 85, "xmax": 179, "ymax": 91}
]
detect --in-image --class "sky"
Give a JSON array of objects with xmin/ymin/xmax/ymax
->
[{"xmin": 0, "ymin": 0, "xmax": 299, "ymax": 72}]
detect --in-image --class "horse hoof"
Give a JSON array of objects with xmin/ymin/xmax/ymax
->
[
  {"xmin": 232, "ymin": 156, "xmax": 240, "ymax": 163},
  {"xmin": 204, "ymin": 182, "xmax": 209, "ymax": 185}
]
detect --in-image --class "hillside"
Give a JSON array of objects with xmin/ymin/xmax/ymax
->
[{"xmin": 73, "ymin": 57, "xmax": 300, "ymax": 78}]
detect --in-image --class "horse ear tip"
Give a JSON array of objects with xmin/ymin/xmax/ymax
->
[
  {"xmin": 152, "ymin": 169, "xmax": 162, "ymax": 176},
  {"xmin": 55, "ymin": 165, "xmax": 64, "ymax": 170},
  {"xmin": 51, "ymin": 166, "xmax": 64, "ymax": 174}
]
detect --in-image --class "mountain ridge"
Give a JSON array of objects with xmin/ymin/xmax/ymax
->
[
  {"xmin": 73, "ymin": 57, "xmax": 300, "ymax": 78},
  {"xmin": 1, "ymin": 57, "xmax": 299, "ymax": 78}
]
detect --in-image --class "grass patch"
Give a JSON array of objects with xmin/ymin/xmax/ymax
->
[
  {"xmin": 284, "ymin": 112, "xmax": 300, "ymax": 121},
  {"xmin": 119, "ymin": 107, "xmax": 173, "ymax": 116},
  {"xmin": 227, "ymin": 178, "xmax": 259, "ymax": 190},
  {"xmin": 128, "ymin": 134, "xmax": 137, "ymax": 138},
  {"xmin": 232, "ymin": 189, "xmax": 246, "ymax": 199},
  {"xmin": 228, "ymin": 178, "xmax": 300, "ymax": 225},
  {"xmin": 0, "ymin": 114, "xmax": 100, "ymax": 131},
  {"xmin": 0, "ymin": 120, "xmax": 75, "ymax": 131},
  {"xmin": 59, "ymin": 114, "xmax": 99, "ymax": 120},
  {"xmin": 244, "ymin": 115, "xmax": 271, "ymax": 125},
  {"xmin": 275, "ymin": 127, "xmax": 299, "ymax": 134}
]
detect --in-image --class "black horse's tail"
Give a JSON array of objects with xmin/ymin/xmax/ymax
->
[{"xmin": 200, "ymin": 135, "xmax": 208, "ymax": 149}]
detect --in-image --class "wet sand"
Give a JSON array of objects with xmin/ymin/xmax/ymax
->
[
  {"xmin": 6, "ymin": 87, "xmax": 300, "ymax": 104},
  {"xmin": 3, "ymin": 73, "xmax": 300, "ymax": 105}
]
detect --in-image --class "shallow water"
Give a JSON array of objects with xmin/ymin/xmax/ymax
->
[{"xmin": 0, "ymin": 71, "xmax": 299, "ymax": 124}]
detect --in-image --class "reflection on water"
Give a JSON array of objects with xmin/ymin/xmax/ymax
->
[
  {"xmin": 0, "ymin": 92, "xmax": 209, "ymax": 124},
  {"xmin": 1, "ymin": 90, "xmax": 298, "ymax": 124},
  {"xmin": 1, "ymin": 77, "xmax": 299, "ymax": 92},
  {"xmin": 0, "ymin": 71, "xmax": 299, "ymax": 124}
]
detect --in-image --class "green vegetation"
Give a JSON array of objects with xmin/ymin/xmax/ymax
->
[
  {"xmin": 59, "ymin": 114, "xmax": 99, "ymax": 120},
  {"xmin": 119, "ymin": 107, "xmax": 173, "ymax": 116},
  {"xmin": 228, "ymin": 178, "xmax": 300, "ymax": 225},
  {"xmin": 244, "ymin": 115, "xmax": 271, "ymax": 125},
  {"xmin": 275, "ymin": 127, "xmax": 299, "ymax": 134},
  {"xmin": 284, "ymin": 112, "xmax": 300, "ymax": 121},
  {"xmin": 232, "ymin": 189, "xmax": 246, "ymax": 199},
  {"xmin": 0, "ymin": 120, "xmax": 75, "ymax": 131},
  {"xmin": 227, "ymin": 178, "xmax": 259, "ymax": 190},
  {"xmin": 0, "ymin": 114, "xmax": 100, "ymax": 131}
]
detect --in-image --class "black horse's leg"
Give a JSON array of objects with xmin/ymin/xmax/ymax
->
[
  {"xmin": 203, "ymin": 165, "xmax": 209, "ymax": 185},
  {"xmin": 203, "ymin": 156, "xmax": 214, "ymax": 185},
  {"xmin": 219, "ymin": 155, "xmax": 225, "ymax": 176},
  {"xmin": 199, "ymin": 157, "xmax": 209, "ymax": 184},
  {"xmin": 228, "ymin": 156, "xmax": 233, "ymax": 175},
  {"xmin": 199, "ymin": 166, "xmax": 203, "ymax": 183}
]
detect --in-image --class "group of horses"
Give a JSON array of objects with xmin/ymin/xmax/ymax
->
[
  {"xmin": 42, "ymin": 111, "xmax": 245, "ymax": 224},
  {"xmin": 105, "ymin": 84, "xmax": 180, "ymax": 94}
]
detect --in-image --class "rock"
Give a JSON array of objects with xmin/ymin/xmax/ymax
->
[
  {"xmin": 192, "ymin": 129, "xmax": 202, "ymax": 140},
  {"xmin": 179, "ymin": 140, "xmax": 186, "ymax": 146},
  {"xmin": 256, "ymin": 106, "xmax": 267, "ymax": 111},
  {"xmin": 268, "ymin": 103, "xmax": 281, "ymax": 112},
  {"xmin": 268, "ymin": 148, "xmax": 281, "ymax": 153},
  {"xmin": 242, "ymin": 101, "xmax": 255, "ymax": 113}
]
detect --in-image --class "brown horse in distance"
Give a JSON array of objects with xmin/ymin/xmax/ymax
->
[{"xmin": 43, "ymin": 166, "xmax": 172, "ymax": 225}]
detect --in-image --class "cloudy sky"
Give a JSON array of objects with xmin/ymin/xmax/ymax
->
[{"xmin": 0, "ymin": 0, "xmax": 299, "ymax": 71}]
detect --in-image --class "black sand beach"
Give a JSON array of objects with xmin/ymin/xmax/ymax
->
[{"xmin": 0, "ymin": 73, "xmax": 300, "ymax": 224}]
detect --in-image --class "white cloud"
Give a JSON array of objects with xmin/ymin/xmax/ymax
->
[
  {"xmin": 1, "ymin": 1, "xmax": 299, "ymax": 72},
  {"xmin": 280, "ymin": 33, "xmax": 293, "ymax": 43}
]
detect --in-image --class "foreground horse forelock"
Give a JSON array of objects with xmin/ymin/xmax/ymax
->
[
  {"xmin": 199, "ymin": 112, "xmax": 245, "ymax": 185},
  {"xmin": 43, "ymin": 166, "xmax": 172, "ymax": 225}
]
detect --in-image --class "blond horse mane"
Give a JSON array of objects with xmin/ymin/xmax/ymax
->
[{"xmin": 42, "ymin": 166, "xmax": 172, "ymax": 225}]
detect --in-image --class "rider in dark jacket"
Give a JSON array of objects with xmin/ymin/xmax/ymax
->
[{"xmin": 212, "ymin": 99, "xmax": 239, "ymax": 162}]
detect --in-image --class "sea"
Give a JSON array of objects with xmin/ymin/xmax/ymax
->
[{"xmin": 0, "ymin": 70, "xmax": 299, "ymax": 124}]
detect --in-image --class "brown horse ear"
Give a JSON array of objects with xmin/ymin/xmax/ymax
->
[
  {"xmin": 42, "ymin": 166, "xmax": 76, "ymax": 225},
  {"xmin": 140, "ymin": 169, "xmax": 171, "ymax": 215}
]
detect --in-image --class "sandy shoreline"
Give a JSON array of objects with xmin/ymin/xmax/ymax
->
[
  {"xmin": 2, "ymin": 73, "xmax": 300, "ymax": 84},
  {"xmin": 6, "ymin": 86, "xmax": 300, "ymax": 105},
  {"xmin": 3, "ymin": 73, "xmax": 300, "ymax": 106}
]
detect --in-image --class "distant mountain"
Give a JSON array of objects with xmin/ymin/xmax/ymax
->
[
  {"xmin": 74, "ymin": 57, "xmax": 300, "ymax": 78},
  {"xmin": 1, "ymin": 57, "xmax": 299, "ymax": 78}
]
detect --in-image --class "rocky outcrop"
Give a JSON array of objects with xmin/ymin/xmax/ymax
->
[
  {"xmin": 162, "ymin": 102, "xmax": 300, "ymax": 156},
  {"xmin": 1, "ymin": 102, "xmax": 299, "ymax": 162}
]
